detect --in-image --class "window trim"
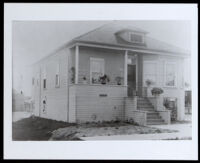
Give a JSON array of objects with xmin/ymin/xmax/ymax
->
[
  {"xmin": 89, "ymin": 57, "xmax": 105, "ymax": 84},
  {"xmin": 129, "ymin": 32, "xmax": 145, "ymax": 44},
  {"xmin": 164, "ymin": 61, "xmax": 177, "ymax": 88},
  {"xmin": 143, "ymin": 60, "xmax": 158, "ymax": 86},
  {"xmin": 43, "ymin": 67, "xmax": 47, "ymax": 90},
  {"xmin": 32, "ymin": 77, "xmax": 35, "ymax": 85},
  {"xmin": 55, "ymin": 74, "xmax": 60, "ymax": 88},
  {"xmin": 43, "ymin": 78, "xmax": 47, "ymax": 90}
]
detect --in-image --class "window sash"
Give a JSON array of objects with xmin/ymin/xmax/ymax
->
[
  {"xmin": 165, "ymin": 62, "xmax": 177, "ymax": 87},
  {"xmin": 43, "ymin": 79, "xmax": 46, "ymax": 89},
  {"xmin": 143, "ymin": 61, "xmax": 157, "ymax": 86},
  {"xmin": 90, "ymin": 58, "xmax": 104, "ymax": 84},
  {"xmin": 55, "ymin": 74, "xmax": 60, "ymax": 87},
  {"xmin": 130, "ymin": 32, "xmax": 144, "ymax": 43}
]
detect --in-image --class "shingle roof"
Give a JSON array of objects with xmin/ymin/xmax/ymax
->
[{"xmin": 72, "ymin": 22, "xmax": 189, "ymax": 55}]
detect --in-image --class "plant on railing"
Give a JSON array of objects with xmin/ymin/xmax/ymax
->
[
  {"xmin": 99, "ymin": 74, "xmax": 110, "ymax": 84},
  {"xmin": 70, "ymin": 67, "xmax": 75, "ymax": 83},
  {"xmin": 151, "ymin": 87, "xmax": 164, "ymax": 96},
  {"xmin": 115, "ymin": 76, "xmax": 123, "ymax": 85},
  {"xmin": 145, "ymin": 79, "xmax": 154, "ymax": 87},
  {"xmin": 82, "ymin": 76, "xmax": 87, "ymax": 84}
]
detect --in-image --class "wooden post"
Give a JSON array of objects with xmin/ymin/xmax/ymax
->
[
  {"xmin": 124, "ymin": 50, "xmax": 128, "ymax": 86},
  {"xmin": 75, "ymin": 45, "xmax": 79, "ymax": 84}
]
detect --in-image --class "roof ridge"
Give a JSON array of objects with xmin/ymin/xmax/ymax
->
[{"xmin": 72, "ymin": 21, "xmax": 113, "ymax": 41}]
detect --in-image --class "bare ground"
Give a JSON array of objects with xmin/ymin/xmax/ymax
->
[
  {"xmin": 49, "ymin": 122, "xmax": 178, "ymax": 140},
  {"xmin": 12, "ymin": 116, "xmax": 178, "ymax": 141}
]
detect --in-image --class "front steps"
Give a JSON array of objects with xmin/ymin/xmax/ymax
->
[{"xmin": 137, "ymin": 97, "xmax": 166, "ymax": 125}]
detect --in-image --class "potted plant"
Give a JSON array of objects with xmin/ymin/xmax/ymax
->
[
  {"xmin": 145, "ymin": 79, "xmax": 154, "ymax": 97},
  {"xmin": 145, "ymin": 79, "xmax": 153, "ymax": 87},
  {"xmin": 151, "ymin": 87, "xmax": 164, "ymax": 97},
  {"xmin": 99, "ymin": 74, "xmax": 110, "ymax": 84},
  {"xmin": 82, "ymin": 76, "xmax": 87, "ymax": 84},
  {"xmin": 151, "ymin": 87, "xmax": 164, "ymax": 111},
  {"xmin": 115, "ymin": 76, "xmax": 123, "ymax": 85}
]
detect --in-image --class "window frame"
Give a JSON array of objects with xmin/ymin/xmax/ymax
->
[
  {"xmin": 43, "ymin": 67, "xmax": 47, "ymax": 90},
  {"xmin": 143, "ymin": 60, "xmax": 158, "ymax": 86},
  {"xmin": 43, "ymin": 78, "xmax": 47, "ymax": 89},
  {"xmin": 32, "ymin": 77, "xmax": 35, "ymax": 86},
  {"xmin": 55, "ymin": 74, "xmax": 60, "ymax": 88},
  {"xmin": 89, "ymin": 57, "xmax": 105, "ymax": 84},
  {"xmin": 164, "ymin": 61, "xmax": 177, "ymax": 88},
  {"xmin": 129, "ymin": 32, "xmax": 145, "ymax": 44}
]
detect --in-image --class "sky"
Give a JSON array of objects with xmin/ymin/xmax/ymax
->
[{"xmin": 12, "ymin": 20, "xmax": 191, "ymax": 96}]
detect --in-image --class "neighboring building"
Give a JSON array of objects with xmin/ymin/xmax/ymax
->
[
  {"xmin": 31, "ymin": 23, "xmax": 190, "ymax": 125},
  {"xmin": 12, "ymin": 89, "xmax": 25, "ymax": 112},
  {"xmin": 12, "ymin": 89, "xmax": 34, "ymax": 112}
]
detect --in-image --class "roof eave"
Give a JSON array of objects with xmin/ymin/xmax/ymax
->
[{"xmin": 73, "ymin": 40, "xmax": 189, "ymax": 57}]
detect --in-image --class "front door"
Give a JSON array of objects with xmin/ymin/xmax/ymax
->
[{"xmin": 128, "ymin": 64, "xmax": 136, "ymax": 96}]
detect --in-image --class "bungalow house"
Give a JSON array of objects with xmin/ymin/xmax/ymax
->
[{"xmin": 31, "ymin": 22, "xmax": 190, "ymax": 125}]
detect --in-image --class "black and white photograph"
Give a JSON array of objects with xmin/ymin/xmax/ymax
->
[{"xmin": 4, "ymin": 3, "xmax": 198, "ymax": 160}]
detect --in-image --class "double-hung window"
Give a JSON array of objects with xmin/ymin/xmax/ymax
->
[
  {"xmin": 130, "ymin": 33, "xmax": 144, "ymax": 44},
  {"xmin": 90, "ymin": 58, "xmax": 104, "ymax": 84},
  {"xmin": 143, "ymin": 61, "xmax": 157, "ymax": 86},
  {"xmin": 165, "ymin": 62, "xmax": 177, "ymax": 87}
]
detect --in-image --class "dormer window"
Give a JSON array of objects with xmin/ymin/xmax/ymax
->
[{"xmin": 130, "ymin": 33, "xmax": 144, "ymax": 43}]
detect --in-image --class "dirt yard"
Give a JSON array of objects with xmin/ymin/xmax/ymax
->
[
  {"xmin": 12, "ymin": 116, "xmax": 77, "ymax": 140},
  {"xmin": 12, "ymin": 116, "xmax": 178, "ymax": 141},
  {"xmin": 50, "ymin": 122, "xmax": 178, "ymax": 140}
]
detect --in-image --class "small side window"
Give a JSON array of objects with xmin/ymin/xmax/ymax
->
[
  {"xmin": 55, "ymin": 74, "xmax": 60, "ymax": 87},
  {"xmin": 43, "ymin": 79, "xmax": 46, "ymax": 89},
  {"xmin": 130, "ymin": 33, "xmax": 144, "ymax": 43},
  {"xmin": 43, "ymin": 67, "xmax": 47, "ymax": 90},
  {"xmin": 32, "ymin": 78, "xmax": 34, "ymax": 85}
]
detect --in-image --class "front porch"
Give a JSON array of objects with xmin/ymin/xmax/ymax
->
[{"xmin": 67, "ymin": 45, "xmax": 170, "ymax": 125}]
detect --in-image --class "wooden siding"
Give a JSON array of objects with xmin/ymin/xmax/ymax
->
[
  {"xmin": 31, "ymin": 47, "xmax": 69, "ymax": 122},
  {"xmin": 125, "ymin": 97, "xmax": 137, "ymax": 121},
  {"xmin": 68, "ymin": 86, "xmax": 76, "ymax": 123},
  {"xmin": 69, "ymin": 84, "xmax": 127, "ymax": 122},
  {"xmin": 72, "ymin": 84, "xmax": 127, "ymax": 97},
  {"xmin": 76, "ymin": 96, "xmax": 125, "ymax": 123}
]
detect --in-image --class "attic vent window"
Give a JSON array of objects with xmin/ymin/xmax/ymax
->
[{"xmin": 130, "ymin": 33, "xmax": 144, "ymax": 43}]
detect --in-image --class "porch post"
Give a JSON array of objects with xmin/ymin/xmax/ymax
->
[
  {"xmin": 124, "ymin": 50, "xmax": 128, "ymax": 86},
  {"xmin": 75, "ymin": 45, "xmax": 79, "ymax": 84}
]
